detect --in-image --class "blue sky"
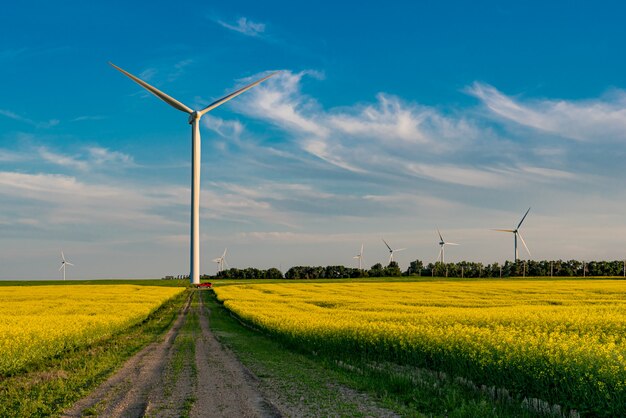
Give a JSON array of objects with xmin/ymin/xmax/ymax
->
[{"xmin": 2, "ymin": 1, "xmax": 626, "ymax": 279}]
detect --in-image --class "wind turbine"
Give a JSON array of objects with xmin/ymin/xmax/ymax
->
[
  {"xmin": 353, "ymin": 243, "xmax": 364, "ymax": 269},
  {"xmin": 59, "ymin": 251, "xmax": 74, "ymax": 281},
  {"xmin": 110, "ymin": 63, "xmax": 278, "ymax": 285},
  {"xmin": 212, "ymin": 248, "xmax": 228, "ymax": 273},
  {"xmin": 382, "ymin": 239, "xmax": 406, "ymax": 264},
  {"xmin": 493, "ymin": 207, "xmax": 531, "ymax": 262},
  {"xmin": 436, "ymin": 228, "xmax": 459, "ymax": 263}
]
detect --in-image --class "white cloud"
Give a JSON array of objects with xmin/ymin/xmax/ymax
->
[
  {"xmin": 86, "ymin": 147, "xmax": 134, "ymax": 166},
  {"xmin": 0, "ymin": 109, "xmax": 59, "ymax": 128},
  {"xmin": 237, "ymin": 70, "xmax": 326, "ymax": 135},
  {"xmin": 302, "ymin": 138, "xmax": 365, "ymax": 173},
  {"xmin": 236, "ymin": 231, "xmax": 364, "ymax": 244},
  {"xmin": 217, "ymin": 17, "xmax": 266, "ymax": 37},
  {"xmin": 201, "ymin": 114, "xmax": 244, "ymax": 139},
  {"xmin": 0, "ymin": 171, "xmax": 292, "ymax": 231},
  {"xmin": 467, "ymin": 82, "xmax": 626, "ymax": 141},
  {"xmin": 407, "ymin": 163, "xmax": 510, "ymax": 188},
  {"xmin": 0, "ymin": 148, "xmax": 27, "ymax": 162},
  {"xmin": 516, "ymin": 165, "xmax": 578, "ymax": 181},
  {"xmin": 71, "ymin": 115, "xmax": 107, "ymax": 122},
  {"xmin": 35, "ymin": 146, "xmax": 134, "ymax": 171},
  {"xmin": 233, "ymin": 71, "xmax": 584, "ymax": 191},
  {"xmin": 37, "ymin": 147, "xmax": 88, "ymax": 171},
  {"xmin": 139, "ymin": 67, "xmax": 157, "ymax": 81},
  {"xmin": 168, "ymin": 59, "xmax": 194, "ymax": 82}
]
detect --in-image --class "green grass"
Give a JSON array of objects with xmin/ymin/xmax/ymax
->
[
  {"xmin": 169, "ymin": 291, "xmax": 199, "ymax": 417},
  {"xmin": 203, "ymin": 290, "xmax": 542, "ymax": 417},
  {"xmin": 0, "ymin": 289, "xmax": 189, "ymax": 417}
]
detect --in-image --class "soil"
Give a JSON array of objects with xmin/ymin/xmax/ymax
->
[{"xmin": 63, "ymin": 290, "xmax": 397, "ymax": 417}]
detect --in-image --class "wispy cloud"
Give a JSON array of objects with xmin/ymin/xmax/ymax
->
[
  {"xmin": 0, "ymin": 169, "xmax": 314, "ymax": 237},
  {"xmin": 0, "ymin": 148, "xmax": 28, "ymax": 162},
  {"xmin": 71, "ymin": 115, "xmax": 107, "ymax": 122},
  {"xmin": 37, "ymin": 147, "xmax": 88, "ymax": 171},
  {"xmin": 201, "ymin": 114, "xmax": 244, "ymax": 139},
  {"xmin": 139, "ymin": 67, "xmax": 157, "ymax": 82},
  {"xmin": 217, "ymin": 17, "xmax": 266, "ymax": 37},
  {"xmin": 0, "ymin": 171, "xmax": 181, "ymax": 229},
  {"xmin": 35, "ymin": 146, "xmax": 134, "ymax": 171},
  {"xmin": 467, "ymin": 82, "xmax": 626, "ymax": 142},
  {"xmin": 0, "ymin": 109, "xmax": 59, "ymax": 128},
  {"xmin": 232, "ymin": 71, "xmax": 583, "ymax": 190},
  {"xmin": 407, "ymin": 163, "xmax": 510, "ymax": 188},
  {"xmin": 86, "ymin": 147, "xmax": 134, "ymax": 166},
  {"xmin": 168, "ymin": 59, "xmax": 194, "ymax": 82}
]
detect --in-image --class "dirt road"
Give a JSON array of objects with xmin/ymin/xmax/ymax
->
[
  {"xmin": 64, "ymin": 290, "xmax": 397, "ymax": 417},
  {"xmin": 63, "ymin": 291, "xmax": 280, "ymax": 418}
]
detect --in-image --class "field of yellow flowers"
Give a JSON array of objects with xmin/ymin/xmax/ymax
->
[
  {"xmin": 0, "ymin": 285, "xmax": 184, "ymax": 376},
  {"xmin": 215, "ymin": 280, "xmax": 626, "ymax": 416}
]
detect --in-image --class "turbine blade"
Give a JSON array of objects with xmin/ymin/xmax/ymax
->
[
  {"xmin": 61, "ymin": 251, "xmax": 65, "ymax": 262},
  {"xmin": 66, "ymin": 262, "xmax": 74, "ymax": 266},
  {"xmin": 447, "ymin": 242, "xmax": 460, "ymax": 246},
  {"xmin": 517, "ymin": 232, "xmax": 531, "ymax": 256},
  {"xmin": 109, "ymin": 62, "xmax": 193, "ymax": 114},
  {"xmin": 492, "ymin": 229, "xmax": 515, "ymax": 233},
  {"xmin": 382, "ymin": 239, "xmax": 392, "ymax": 252},
  {"xmin": 360, "ymin": 243, "xmax": 364, "ymax": 255},
  {"xmin": 437, "ymin": 228, "xmax": 444, "ymax": 242},
  {"xmin": 396, "ymin": 248, "xmax": 406, "ymax": 252},
  {"xmin": 353, "ymin": 255, "xmax": 360, "ymax": 259},
  {"xmin": 212, "ymin": 258, "xmax": 221, "ymax": 263},
  {"xmin": 59, "ymin": 265, "xmax": 64, "ymax": 271},
  {"xmin": 517, "ymin": 207, "xmax": 531, "ymax": 229},
  {"xmin": 223, "ymin": 258, "xmax": 229, "ymax": 268},
  {"xmin": 198, "ymin": 71, "xmax": 280, "ymax": 116},
  {"xmin": 437, "ymin": 247, "xmax": 443, "ymax": 262},
  {"xmin": 223, "ymin": 248, "xmax": 228, "ymax": 257}
]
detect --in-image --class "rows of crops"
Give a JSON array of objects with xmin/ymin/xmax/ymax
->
[
  {"xmin": 0, "ymin": 285, "xmax": 184, "ymax": 375},
  {"xmin": 215, "ymin": 280, "xmax": 626, "ymax": 416}
]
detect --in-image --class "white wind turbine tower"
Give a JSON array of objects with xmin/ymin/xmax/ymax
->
[
  {"xmin": 110, "ymin": 63, "xmax": 277, "ymax": 285},
  {"xmin": 353, "ymin": 243, "xmax": 364, "ymax": 270},
  {"xmin": 59, "ymin": 251, "xmax": 74, "ymax": 281},
  {"xmin": 212, "ymin": 248, "xmax": 228, "ymax": 273},
  {"xmin": 382, "ymin": 239, "xmax": 406, "ymax": 264},
  {"xmin": 493, "ymin": 207, "xmax": 531, "ymax": 262},
  {"xmin": 437, "ymin": 228, "xmax": 459, "ymax": 263}
]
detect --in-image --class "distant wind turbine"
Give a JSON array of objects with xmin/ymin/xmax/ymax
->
[
  {"xmin": 212, "ymin": 248, "xmax": 228, "ymax": 273},
  {"xmin": 353, "ymin": 243, "xmax": 364, "ymax": 269},
  {"xmin": 492, "ymin": 207, "xmax": 531, "ymax": 262},
  {"xmin": 110, "ymin": 63, "xmax": 278, "ymax": 285},
  {"xmin": 59, "ymin": 251, "xmax": 74, "ymax": 281},
  {"xmin": 437, "ymin": 228, "xmax": 459, "ymax": 263},
  {"xmin": 382, "ymin": 239, "xmax": 406, "ymax": 264}
]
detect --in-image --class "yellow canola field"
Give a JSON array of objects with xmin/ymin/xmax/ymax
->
[
  {"xmin": 0, "ymin": 285, "xmax": 184, "ymax": 375},
  {"xmin": 215, "ymin": 280, "xmax": 626, "ymax": 415}
]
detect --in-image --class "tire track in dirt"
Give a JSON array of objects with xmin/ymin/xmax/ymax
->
[
  {"xmin": 190, "ymin": 291, "xmax": 281, "ymax": 418},
  {"xmin": 63, "ymin": 290, "xmax": 280, "ymax": 418},
  {"xmin": 62, "ymin": 292, "xmax": 193, "ymax": 418}
]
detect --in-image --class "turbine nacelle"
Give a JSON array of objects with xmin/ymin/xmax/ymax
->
[
  {"xmin": 492, "ymin": 207, "xmax": 532, "ymax": 261},
  {"xmin": 382, "ymin": 239, "xmax": 405, "ymax": 264},
  {"xmin": 188, "ymin": 111, "xmax": 201, "ymax": 124},
  {"xmin": 436, "ymin": 228, "xmax": 459, "ymax": 263}
]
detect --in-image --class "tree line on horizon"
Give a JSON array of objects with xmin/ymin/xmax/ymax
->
[{"xmin": 162, "ymin": 259, "xmax": 626, "ymax": 280}]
